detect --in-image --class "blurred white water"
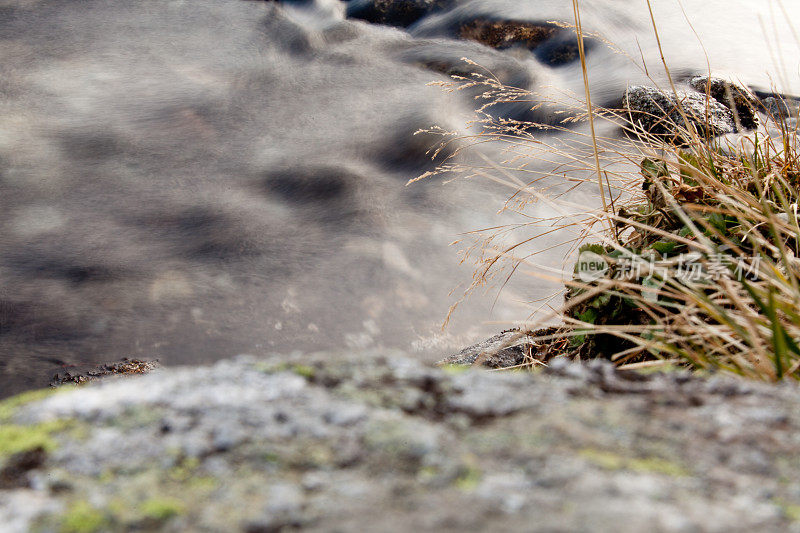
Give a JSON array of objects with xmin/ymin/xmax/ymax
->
[{"xmin": 0, "ymin": 0, "xmax": 797, "ymax": 395}]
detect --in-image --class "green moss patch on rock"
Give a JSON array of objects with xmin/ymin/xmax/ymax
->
[
  {"xmin": 139, "ymin": 497, "xmax": 185, "ymax": 523},
  {"xmin": 0, "ymin": 388, "xmax": 62, "ymax": 423},
  {"xmin": 0, "ymin": 419, "xmax": 72, "ymax": 459},
  {"xmin": 57, "ymin": 501, "xmax": 109, "ymax": 533},
  {"xmin": 579, "ymin": 449, "xmax": 689, "ymax": 477}
]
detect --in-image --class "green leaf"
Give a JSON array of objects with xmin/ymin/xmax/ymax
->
[
  {"xmin": 590, "ymin": 292, "xmax": 612, "ymax": 309},
  {"xmin": 768, "ymin": 290, "xmax": 786, "ymax": 379},
  {"xmin": 651, "ymin": 241, "xmax": 676, "ymax": 254},
  {"xmin": 641, "ymin": 158, "xmax": 670, "ymax": 180},
  {"xmin": 578, "ymin": 243, "xmax": 606, "ymax": 255},
  {"xmin": 578, "ymin": 308, "xmax": 598, "ymax": 325},
  {"xmin": 622, "ymin": 296, "xmax": 639, "ymax": 308},
  {"xmin": 678, "ymin": 152, "xmax": 701, "ymax": 185},
  {"xmin": 708, "ymin": 213, "xmax": 727, "ymax": 232}
]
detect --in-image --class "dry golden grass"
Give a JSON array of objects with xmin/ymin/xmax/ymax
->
[{"xmin": 415, "ymin": 1, "xmax": 800, "ymax": 380}]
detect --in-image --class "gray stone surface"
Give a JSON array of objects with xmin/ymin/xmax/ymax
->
[
  {"xmin": 437, "ymin": 330, "xmax": 529, "ymax": 368},
  {"xmin": 623, "ymin": 85, "xmax": 736, "ymax": 139},
  {"xmin": 3, "ymin": 350, "xmax": 800, "ymax": 531},
  {"xmin": 689, "ymin": 76, "xmax": 759, "ymax": 130},
  {"xmin": 762, "ymin": 96, "xmax": 800, "ymax": 121}
]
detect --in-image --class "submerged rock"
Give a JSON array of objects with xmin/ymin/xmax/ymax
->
[
  {"xmin": 753, "ymin": 89, "xmax": 800, "ymax": 121},
  {"xmin": 623, "ymin": 85, "xmax": 736, "ymax": 139},
  {"xmin": 762, "ymin": 96, "xmax": 800, "ymax": 119}
]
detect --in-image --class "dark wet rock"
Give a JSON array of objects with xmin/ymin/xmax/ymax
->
[
  {"xmin": 689, "ymin": 76, "xmax": 758, "ymax": 130},
  {"xmin": 455, "ymin": 19, "xmax": 592, "ymax": 66},
  {"xmin": 762, "ymin": 96, "xmax": 799, "ymax": 118},
  {"xmin": 456, "ymin": 19, "xmax": 589, "ymax": 67},
  {"xmin": 532, "ymin": 30, "xmax": 591, "ymax": 66},
  {"xmin": 459, "ymin": 19, "xmax": 558, "ymax": 50},
  {"xmin": 623, "ymin": 85, "xmax": 736, "ymax": 139},
  {"xmin": 438, "ymin": 327, "xmax": 574, "ymax": 369},
  {"xmin": 4, "ymin": 350, "xmax": 800, "ymax": 531},
  {"xmin": 346, "ymin": 0, "xmax": 453, "ymax": 28},
  {"xmin": 752, "ymin": 89, "xmax": 800, "ymax": 120},
  {"xmin": 50, "ymin": 358, "xmax": 158, "ymax": 387}
]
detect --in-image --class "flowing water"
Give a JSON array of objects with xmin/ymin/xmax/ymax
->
[{"xmin": 0, "ymin": 0, "xmax": 798, "ymax": 397}]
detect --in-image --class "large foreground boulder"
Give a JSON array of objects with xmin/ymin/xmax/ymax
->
[{"xmin": 2, "ymin": 350, "xmax": 800, "ymax": 531}]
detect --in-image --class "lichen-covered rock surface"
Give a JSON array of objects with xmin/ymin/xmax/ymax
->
[
  {"xmin": 623, "ymin": 85, "xmax": 737, "ymax": 138},
  {"xmin": 3, "ymin": 351, "xmax": 800, "ymax": 532}
]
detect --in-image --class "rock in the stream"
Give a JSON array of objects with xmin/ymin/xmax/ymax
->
[
  {"xmin": 689, "ymin": 76, "xmax": 759, "ymax": 130},
  {"xmin": 623, "ymin": 85, "xmax": 736, "ymax": 139},
  {"xmin": 459, "ymin": 19, "xmax": 559, "ymax": 50},
  {"xmin": 50, "ymin": 358, "xmax": 158, "ymax": 387},
  {"xmin": 755, "ymin": 91, "xmax": 800, "ymax": 121},
  {"xmin": 437, "ymin": 330, "xmax": 530, "ymax": 368},
  {"xmin": 763, "ymin": 97, "xmax": 799, "ymax": 118},
  {"xmin": 346, "ymin": 0, "xmax": 452, "ymax": 28},
  {"xmin": 457, "ymin": 19, "xmax": 590, "ymax": 66},
  {"xmin": 2, "ymin": 350, "xmax": 800, "ymax": 532}
]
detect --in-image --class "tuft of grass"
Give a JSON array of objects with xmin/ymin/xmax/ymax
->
[{"xmin": 416, "ymin": 4, "xmax": 800, "ymax": 380}]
